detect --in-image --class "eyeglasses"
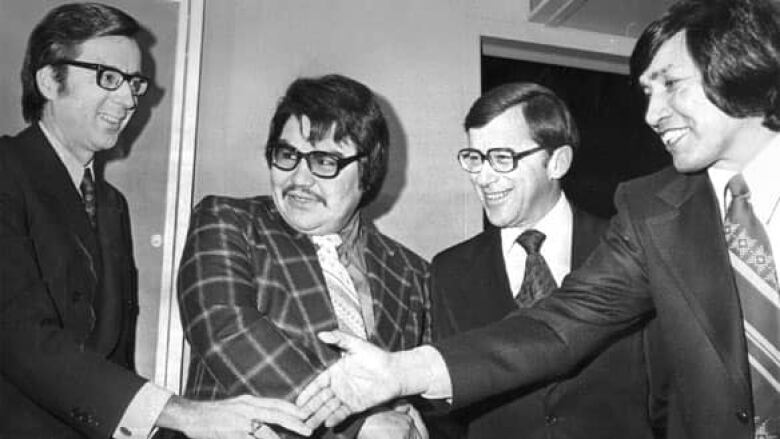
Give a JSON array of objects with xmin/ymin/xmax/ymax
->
[
  {"xmin": 457, "ymin": 146, "xmax": 548, "ymax": 173},
  {"xmin": 54, "ymin": 60, "xmax": 149, "ymax": 96},
  {"xmin": 268, "ymin": 142, "xmax": 365, "ymax": 179}
]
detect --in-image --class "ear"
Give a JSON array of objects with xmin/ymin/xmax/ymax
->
[
  {"xmin": 35, "ymin": 65, "xmax": 61, "ymax": 100},
  {"xmin": 546, "ymin": 145, "xmax": 573, "ymax": 180}
]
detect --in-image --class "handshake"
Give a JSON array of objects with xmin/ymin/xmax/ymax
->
[{"xmin": 175, "ymin": 331, "xmax": 435, "ymax": 439}]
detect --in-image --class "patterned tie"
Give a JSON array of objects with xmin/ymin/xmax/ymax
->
[
  {"xmin": 516, "ymin": 229, "xmax": 557, "ymax": 308},
  {"xmin": 723, "ymin": 174, "xmax": 780, "ymax": 430},
  {"xmin": 80, "ymin": 167, "xmax": 97, "ymax": 229},
  {"xmin": 312, "ymin": 234, "xmax": 367, "ymax": 339}
]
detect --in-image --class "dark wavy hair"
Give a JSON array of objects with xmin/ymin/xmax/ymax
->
[
  {"xmin": 464, "ymin": 82, "xmax": 579, "ymax": 153},
  {"xmin": 21, "ymin": 2, "xmax": 140, "ymax": 122},
  {"xmin": 630, "ymin": 0, "xmax": 780, "ymax": 131},
  {"xmin": 265, "ymin": 74, "xmax": 389, "ymax": 207}
]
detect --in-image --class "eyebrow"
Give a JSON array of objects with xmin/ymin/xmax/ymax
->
[{"xmin": 638, "ymin": 63, "xmax": 675, "ymax": 86}]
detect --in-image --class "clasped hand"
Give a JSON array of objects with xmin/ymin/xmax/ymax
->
[{"xmin": 296, "ymin": 330, "xmax": 404, "ymax": 429}]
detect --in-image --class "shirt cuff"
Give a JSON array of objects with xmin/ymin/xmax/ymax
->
[
  {"xmin": 406, "ymin": 345, "xmax": 452, "ymax": 399},
  {"xmin": 113, "ymin": 382, "xmax": 173, "ymax": 438}
]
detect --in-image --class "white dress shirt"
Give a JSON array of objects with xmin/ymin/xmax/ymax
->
[{"xmin": 501, "ymin": 194, "xmax": 573, "ymax": 294}]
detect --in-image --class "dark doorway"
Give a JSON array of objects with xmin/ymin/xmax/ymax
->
[{"xmin": 482, "ymin": 55, "xmax": 670, "ymax": 218}]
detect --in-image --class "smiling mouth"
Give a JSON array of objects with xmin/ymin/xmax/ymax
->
[
  {"xmin": 283, "ymin": 188, "xmax": 324, "ymax": 205},
  {"xmin": 99, "ymin": 113, "xmax": 124, "ymax": 128},
  {"xmin": 482, "ymin": 189, "xmax": 511, "ymax": 204},
  {"xmin": 659, "ymin": 128, "xmax": 688, "ymax": 149}
]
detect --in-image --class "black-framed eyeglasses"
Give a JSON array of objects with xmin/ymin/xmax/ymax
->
[
  {"xmin": 268, "ymin": 142, "xmax": 365, "ymax": 179},
  {"xmin": 53, "ymin": 60, "xmax": 149, "ymax": 96},
  {"xmin": 457, "ymin": 146, "xmax": 549, "ymax": 173}
]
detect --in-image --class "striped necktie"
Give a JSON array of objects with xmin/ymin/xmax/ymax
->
[
  {"xmin": 723, "ymin": 174, "xmax": 780, "ymax": 431},
  {"xmin": 80, "ymin": 167, "xmax": 97, "ymax": 229},
  {"xmin": 516, "ymin": 229, "xmax": 557, "ymax": 308},
  {"xmin": 312, "ymin": 234, "xmax": 367, "ymax": 339}
]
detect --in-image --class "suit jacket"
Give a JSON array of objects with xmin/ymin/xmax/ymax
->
[
  {"xmin": 0, "ymin": 125, "xmax": 143, "ymax": 438},
  {"xmin": 176, "ymin": 195, "xmax": 430, "ymax": 438},
  {"xmin": 428, "ymin": 207, "xmax": 654, "ymax": 439},
  {"xmin": 436, "ymin": 167, "xmax": 758, "ymax": 438}
]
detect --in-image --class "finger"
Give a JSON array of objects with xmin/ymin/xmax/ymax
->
[
  {"xmin": 303, "ymin": 393, "xmax": 341, "ymax": 430},
  {"xmin": 255, "ymin": 424, "xmax": 282, "ymax": 439},
  {"xmin": 295, "ymin": 371, "xmax": 330, "ymax": 408},
  {"xmin": 317, "ymin": 330, "xmax": 362, "ymax": 353},
  {"xmin": 324, "ymin": 403, "xmax": 352, "ymax": 428},
  {"xmin": 249, "ymin": 397, "xmax": 308, "ymax": 419},
  {"xmin": 250, "ymin": 410, "xmax": 312, "ymax": 437}
]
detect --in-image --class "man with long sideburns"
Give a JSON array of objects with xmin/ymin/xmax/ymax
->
[{"xmin": 175, "ymin": 74, "xmax": 430, "ymax": 439}]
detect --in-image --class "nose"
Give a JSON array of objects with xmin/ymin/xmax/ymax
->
[
  {"xmin": 472, "ymin": 162, "xmax": 498, "ymax": 187},
  {"xmin": 289, "ymin": 156, "xmax": 316, "ymax": 185},
  {"xmin": 111, "ymin": 80, "xmax": 138, "ymax": 110},
  {"xmin": 644, "ymin": 91, "xmax": 669, "ymax": 129}
]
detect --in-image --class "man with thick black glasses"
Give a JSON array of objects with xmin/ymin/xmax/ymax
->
[
  {"xmin": 0, "ymin": 3, "xmax": 312, "ymax": 439},
  {"xmin": 424, "ymin": 82, "xmax": 656, "ymax": 439},
  {"xmin": 173, "ymin": 74, "xmax": 430, "ymax": 439}
]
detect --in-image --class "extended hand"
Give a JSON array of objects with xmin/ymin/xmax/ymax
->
[
  {"xmin": 158, "ymin": 394, "xmax": 312, "ymax": 438},
  {"xmin": 296, "ymin": 331, "xmax": 403, "ymax": 428}
]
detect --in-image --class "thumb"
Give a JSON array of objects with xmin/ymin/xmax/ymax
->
[{"xmin": 318, "ymin": 330, "xmax": 363, "ymax": 354}]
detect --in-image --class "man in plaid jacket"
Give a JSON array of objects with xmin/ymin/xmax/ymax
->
[{"xmin": 176, "ymin": 74, "xmax": 430, "ymax": 439}]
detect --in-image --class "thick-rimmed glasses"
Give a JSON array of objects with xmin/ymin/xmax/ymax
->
[
  {"xmin": 269, "ymin": 142, "xmax": 365, "ymax": 179},
  {"xmin": 457, "ymin": 146, "xmax": 548, "ymax": 173},
  {"xmin": 53, "ymin": 60, "xmax": 149, "ymax": 96}
]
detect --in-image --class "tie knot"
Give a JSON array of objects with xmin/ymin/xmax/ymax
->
[
  {"xmin": 517, "ymin": 229, "xmax": 546, "ymax": 255},
  {"xmin": 311, "ymin": 234, "xmax": 342, "ymax": 251},
  {"xmin": 727, "ymin": 173, "xmax": 750, "ymax": 199}
]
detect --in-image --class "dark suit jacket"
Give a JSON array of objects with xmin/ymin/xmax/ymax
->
[
  {"xmin": 176, "ymin": 196, "xmax": 430, "ymax": 438},
  {"xmin": 0, "ymin": 125, "xmax": 143, "ymax": 438},
  {"xmin": 428, "ymin": 206, "xmax": 654, "ymax": 439},
  {"xmin": 436, "ymin": 167, "xmax": 758, "ymax": 439}
]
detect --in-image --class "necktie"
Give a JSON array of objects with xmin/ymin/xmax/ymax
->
[
  {"xmin": 80, "ymin": 168, "xmax": 97, "ymax": 229},
  {"xmin": 312, "ymin": 234, "xmax": 367, "ymax": 339},
  {"xmin": 723, "ymin": 174, "xmax": 780, "ymax": 430},
  {"xmin": 516, "ymin": 229, "xmax": 557, "ymax": 308}
]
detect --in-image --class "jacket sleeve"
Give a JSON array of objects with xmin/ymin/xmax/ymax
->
[
  {"xmin": 177, "ymin": 198, "xmax": 329, "ymax": 401},
  {"xmin": 0, "ymin": 147, "xmax": 145, "ymax": 439},
  {"xmin": 436, "ymin": 185, "xmax": 656, "ymax": 409}
]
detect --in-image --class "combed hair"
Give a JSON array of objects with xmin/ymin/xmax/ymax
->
[
  {"xmin": 21, "ymin": 2, "xmax": 140, "ymax": 122},
  {"xmin": 464, "ymin": 82, "xmax": 579, "ymax": 153},
  {"xmin": 265, "ymin": 74, "xmax": 389, "ymax": 207}
]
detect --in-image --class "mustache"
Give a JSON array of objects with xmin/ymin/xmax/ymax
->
[{"xmin": 282, "ymin": 185, "xmax": 326, "ymax": 204}]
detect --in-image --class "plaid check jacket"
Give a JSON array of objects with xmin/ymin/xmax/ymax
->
[{"xmin": 177, "ymin": 195, "xmax": 430, "ymax": 438}]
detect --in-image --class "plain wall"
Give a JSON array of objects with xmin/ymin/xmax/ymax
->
[{"xmin": 0, "ymin": 0, "xmax": 179, "ymax": 380}]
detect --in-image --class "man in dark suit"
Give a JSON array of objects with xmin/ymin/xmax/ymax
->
[
  {"xmin": 0, "ymin": 3, "xmax": 312, "ymax": 439},
  {"xmin": 427, "ymin": 83, "xmax": 654, "ymax": 439},
  {"xmin": 175, "ymin": 74, "xmax": 430, "ymax": 439},
  {"xmin": 296, "ymin": 0, "xmax": 780, "ymax": 438}
]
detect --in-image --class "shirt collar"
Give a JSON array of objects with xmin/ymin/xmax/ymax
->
[
  {"xmin": 708, "ymin": 135, "xmax": 780, "ymax": 223},
  {"xmin": 500, "ymin": 192, "xmax": 573, "ymax": 256},
  {"xmin": 39, "ymin": 121, "xmax": 94, "ymax": 190}
]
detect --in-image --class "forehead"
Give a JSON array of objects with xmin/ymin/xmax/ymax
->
[
  {"xmin": 639, "ymin": 32, "xmax": 697, "ymax": 86},
  {"xmin": 279, "ymin": 115, "xmax": 356, "ymax": 153},
  {"xmin": 77, "ymin": 35, "xmax": 142, "ymax": 73},
  {"xmin": 468, "ymin": 106, "xmax": 535, "ymax": 150}
]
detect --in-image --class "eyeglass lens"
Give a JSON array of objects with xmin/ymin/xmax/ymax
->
[{"xmin": 271, "ymin": 144, "xmax": 347, "ymax": 178}]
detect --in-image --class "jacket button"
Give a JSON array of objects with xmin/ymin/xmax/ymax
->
[
  {"xmin": 545, "ymin": 414, "xmax": 558, "ymax": 425},
  {"xmin": 735, "ymin": 409, "xmax": 750, "ymax": 424}
]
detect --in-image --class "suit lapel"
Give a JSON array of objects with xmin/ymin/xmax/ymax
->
[
  {"xmin": 646, "ymin": 172, "xmax": 750, "ymax": 394},
  {"xmin": 364, "ymin": 230, "xmax": 406, "ymax": 350},
  {"xmin": 20, "ymin": 127, "xmax": 100, "ymax": 281},
  {"xmin": 467, "ymin": 228, "xmax": 518, "ymax": 316}
]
